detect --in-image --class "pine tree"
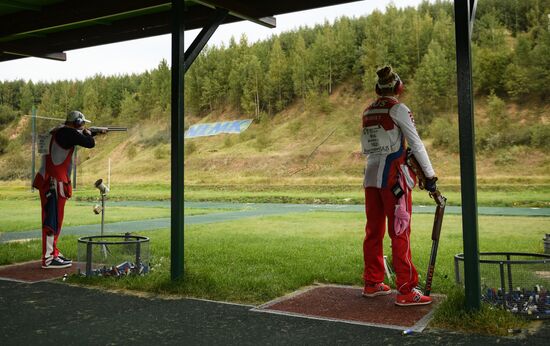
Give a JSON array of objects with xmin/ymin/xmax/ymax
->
[
  {"xmin": 291, "ymin": 34, "xmax": 309, "ymax": 106},
  {"xmin": 240, "ymin": 54, "xmax": 262, "ymax": 117},
  {"xmin": 266, "ymin": 38, "xmax": 288, "ymax": 112}
]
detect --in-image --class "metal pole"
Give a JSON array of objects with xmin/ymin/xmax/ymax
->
[
  {"xmin": 100, "ymin": 193, "xmax": 108, "ymax": 258},
  {"xmin": 86, "ymin": 242, "xmax": 93, "ymax": 277},
  {"xmin": 454, "ymin": 256, "xmax": 461, "ymax": 284},
  {"xmin": 108, "ymin": 157, "xmax": 111, "ymax": 190},
  {"xmin": 171, "ymin": 0, "xmax": 185, "ymax": 280},
  {"xmin": 506, "ymin": 254, "xmax": 513, "ymax": 299},
  {"xmin": 454, "ymin": 0, "xmax": 481, "ymax": 310},
  {"xmin": 31, "ymin": 106, "xmax": 36, "ymax": 192},
  {"xmin": 499, "ymin": 262, "xmax": 506, "ymax": 308},
  {"xmin": 136, "ymin": 241, "xmax": 141, "ymax": 274},
  {"xmin": 72, "ymin": 146, "xmax": 77, "ymax": 189},
  {"xmin": 100, "ymin": 193, "xmax": 105, "ymax": 236}
]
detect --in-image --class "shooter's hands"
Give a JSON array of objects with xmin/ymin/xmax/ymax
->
[
  {"xmin": 83, "ymin": 128, "xmax": 92, "ymax": 136},
  {"xmin": 425, "ymin": 177, "xmax": 438, "ymax": 193}
]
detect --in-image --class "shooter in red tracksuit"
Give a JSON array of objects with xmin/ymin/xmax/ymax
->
[
  {"xmin": 360, "ymin": 66, "xmax": 438, "ymax": 306},
  {"xmin": 33, "ymin": 111, "xmax": 103, "ymax": 269}
]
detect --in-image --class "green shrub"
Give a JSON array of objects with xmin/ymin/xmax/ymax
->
[
  {"xmin": 185, "ymin": 141, "xmax": 197, "ymax": 156},
  {"xmin": 254, "ymin": 133, "xmax": 271, "ymax": 152},
  {"xmin": 530, "ymin": 124, "xmax": 550, "ymax": 149},
  {"xmin": 306, "ymin": 90, "xmax": 333, "ymax": 114},
  {"xmin": 138, "ymin": 130, "xmax": 170, "ymax": 147},
  {"xmin": 238, "ymin": 129, "xmax": 255, "ymax": 142},
  {"xmin": 0, "ymin": 105, "xmax": 17, "ymax": 127},
  {"xmin": 477, "ymin": 123, "xmax": 531, "ymax": 152},
  {"xmin": 429, "ymin": 117, "xmax": 459, "ymax": 153},
  {"xmin": 223, "ymin": 136, "xmax": 234, "ymax": 148},
  {"xmin": 289, "ymin": 120, "xmax": 303, "ymax": 136},
  {"xmin": 154, "ymin": 145, "xmax": 169, "ymax": 159},
  {"xmin": 0, "ymin": 134, "xmax": 8, "ymax": 154},
  {"xmin": 504, "ymin": 124, "xmax": 532, "ymax": 147},
  {"xmin": 126, "ymin": 144, "xmax": 137, "ymax": 159},
  {"xmin": 486, "ymin": 92, "xmax": 507, "ymax": 131},
  {"xmin": 0, "ymin": 153, "xmax": 28, "ymax": 180},
  {"xmin": 494, "ymin": 150, "xmax": 516, "ymax": 166}
]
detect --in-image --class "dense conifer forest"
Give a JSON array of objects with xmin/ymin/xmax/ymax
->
[{"xmin": 0, "ymin": 0, "xmax": 548, "ymax": 180}]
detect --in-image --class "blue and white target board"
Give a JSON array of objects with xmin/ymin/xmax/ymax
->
[{"xmin": 185, "ymin": 119, "xmax": 253, "ymax": 138}]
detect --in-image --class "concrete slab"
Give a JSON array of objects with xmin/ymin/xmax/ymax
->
[
  {"xmin": 0, "ymin": 260, "xmax": 79, "ymax": 283},
  {"xmin": 253, "ymin": 284, "xmax": 443, "ymax": 332}
]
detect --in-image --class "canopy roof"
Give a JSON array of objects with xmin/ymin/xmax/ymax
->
[{"xmin": 0, "ymin": 0, "xmax": 358, "ymax": 62}]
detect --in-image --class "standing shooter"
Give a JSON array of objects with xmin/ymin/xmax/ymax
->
[
  {"xmin": 361, "ymin": 66, "xmax": 437, "ymax": 306},
  {"xmin": 33, "ymin": 111, "xmax": 105, "ymax": 269}
]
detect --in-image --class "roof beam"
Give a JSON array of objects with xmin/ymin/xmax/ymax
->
[
  {"xmin": 194, "ymin": 0, "xmax": 276, "ymax": 28},
  {"xmin": 0, "ymin": 11, "xmax": 172, "ymax": 56},
  {"xmin": 0, "ymin": 1, "xmax": 41, "ymax": 11},
  {"xmin": 184, "ymin": 8, "xmax": 228, "ymax": 73},
  {"xmin": 1, "ymin": 50, "xmax": 66, "ymax": 61},
  {"xmin": 0, "ymin": 0, "xmax": 170, "ymax": 38},
  {"xmin": 0, "ymin": 5, "xmax": 252, "ymax": 62}
]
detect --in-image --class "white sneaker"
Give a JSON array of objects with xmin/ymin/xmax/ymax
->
[
  {"xmin": 42, "ymin": 257, "xmax": 72, "ymax": 269},
  {"xmin": 57, "ymin": 254, "xmax": 72, "ymax": 263}
]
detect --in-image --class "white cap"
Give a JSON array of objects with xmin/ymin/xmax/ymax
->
[{"xmin": 66, "ymin": 110, "xmax": 91, "ymax": 124}]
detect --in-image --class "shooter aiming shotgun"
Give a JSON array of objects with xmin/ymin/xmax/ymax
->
[
  {"xmin": 406, "ymin": 148, "xmax": 447, "ymax": 296},
  {"xmin": 33, "ymin": 111, "xmax": 128, "ymax": 269}
]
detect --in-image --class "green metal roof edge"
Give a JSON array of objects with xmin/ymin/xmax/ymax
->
[{"xmin": 0, "ymin": 2, "xmax": 172, "ymax": 43}]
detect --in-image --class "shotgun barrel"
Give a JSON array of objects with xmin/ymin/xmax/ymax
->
[
  {"xmin": 89, "ymin": 126, "xmax": 128, "ymax": 134},
  {"xmin": 424, "ymin": 190, "xmax": 447, "ymax": 296}
]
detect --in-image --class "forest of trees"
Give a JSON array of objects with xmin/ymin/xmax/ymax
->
[{"xmin": 0, "ymin": 0, "xmax": 549, "ymax": 157}]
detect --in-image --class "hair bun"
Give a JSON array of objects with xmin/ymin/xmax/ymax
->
[{"xmin": 376, "ymin": 66, "xmax": 394, "ymax": 84}]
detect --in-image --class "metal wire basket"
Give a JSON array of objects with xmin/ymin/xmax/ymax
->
[
  {"xmin": 77, "ymin": 234, "xmax": 150, "ymax": 277},
  {"xmin": 454, "ymin": 252, "xmax": 550, "ymax": 319}
]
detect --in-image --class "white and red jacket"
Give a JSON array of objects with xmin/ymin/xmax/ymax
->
[{"xmin": 361, "ymin": 96, "xmax": 434, "ymax": 188}]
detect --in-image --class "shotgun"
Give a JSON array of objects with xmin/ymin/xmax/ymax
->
[{"xmin": 405, "ymin": 148, "xmax": 447, "ymax": 296}]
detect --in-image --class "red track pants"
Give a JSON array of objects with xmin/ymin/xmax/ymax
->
[
  {"xmin": 363, "ymin": 187, "xmax": 418, "ymax": 294},
  {"xmin": 39, "ymin": 186, "xmax": 67, "ymax": 266}
]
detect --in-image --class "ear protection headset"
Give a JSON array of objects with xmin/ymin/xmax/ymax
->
[
  {"xmin": 68, "ymin": 110, "xmax": 86, "ymax": 127},
  {"xmin": 74, "ymin": 115, "xmax": 85, "ymax": 127},
  {"xmin": 375, "ymin": 73, "xmax": 404, "ymax": 96}
]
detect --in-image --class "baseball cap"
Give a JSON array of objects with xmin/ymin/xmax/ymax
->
[{"xmin": 66, "ymin": 110, "xmax": 91, "ymax": 124}]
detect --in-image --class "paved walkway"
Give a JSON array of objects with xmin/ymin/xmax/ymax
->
[
  {"xmin": 1, "ymin": 279, "xmax": 548, "ymax": 345},
  {"xmin": 2, "ymin": 201, "xmax": 548, "ymax": 243}
]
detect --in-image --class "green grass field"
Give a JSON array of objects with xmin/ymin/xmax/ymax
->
[
  {"xmin": 4, "ymin": 212, "xmax": 547, "ymax": 296},
  {"xmin": 1, "ymin": 182, "xmax": 547, "ymax": 335},
  {"xmin": 0, "ymin": 200, "xmax": 169, "ymax": 233},
  {"xmin": 0, "ymin": 200, "xmax": 229, "ymax": 233},
  {"xmin": 2, "ymin": 183, "xmax": 548, "ymax": 207}
]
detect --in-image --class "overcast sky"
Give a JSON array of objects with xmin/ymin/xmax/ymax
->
[{"xmin": 0, "ymin": 0, "xmax": 426, "ymax": 82}]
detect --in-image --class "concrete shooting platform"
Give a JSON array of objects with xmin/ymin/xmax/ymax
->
[
  {"xmin": 254, "ymin": 284, "xmax": 443, "ymax": 332},
  {"xmin": 0, "ymin": 260, "xmax": 79, "ymax": 283}
]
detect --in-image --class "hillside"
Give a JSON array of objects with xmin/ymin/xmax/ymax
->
[
  {"xmin": 2, "ymin": 82, "xmax": 547, "ymax": 190},
  {"xmin": 0, "ymin": 0, "xmax": 548, "ymax": 187}
]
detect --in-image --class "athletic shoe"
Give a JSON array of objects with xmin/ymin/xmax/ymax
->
[
  {"xmin": 58, "ymin": 254, "xmax": 72, "ymax": 263},
  {"xmin": 395, "ymin": 288, "xmax": 432, "ymax": 306},
  {"xmin": 42, "ymin": 257, "xmax": 72, "ymax": 269},
  {"xmin": 362, "ymin": 283, "xmax": 392, "ymax": 297}
]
